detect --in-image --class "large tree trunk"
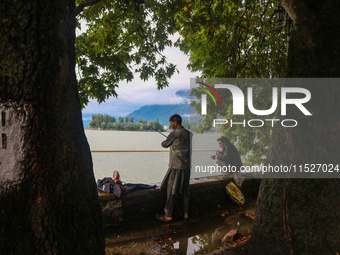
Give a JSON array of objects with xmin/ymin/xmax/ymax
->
[
  {"xmin": 0, "ymin": 1, "xmax": 104, "ymax": 254},
  {"xmin": 250, "ymin": 1, "xmax": 340, "ymax": 254}
]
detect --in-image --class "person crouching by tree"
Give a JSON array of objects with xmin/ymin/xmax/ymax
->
[
  {"xmin": 156, "ymin": 114, "xmax": 192, "ymax": 222},
  {"xmin": 211, "ymin": 136, "xmax": 244, "ymax": 187}
]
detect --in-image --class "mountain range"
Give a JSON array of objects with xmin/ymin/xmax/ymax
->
[
  {"xmin": 82, "ymin": 90, "xmax": 192, "ymax": 127},
  {"xmin": 126, "ymin": 104, "xmax": 190, "ymax": 125}
]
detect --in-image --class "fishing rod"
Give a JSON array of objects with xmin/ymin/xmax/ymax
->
[{"xmin": 149, "ymin": 126, "xmax": 168, "ymax": 138}]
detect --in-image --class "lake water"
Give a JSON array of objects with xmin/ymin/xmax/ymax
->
[{"xmin": 85, "ymin": 130, "xmax": 221, "ymax": 184}]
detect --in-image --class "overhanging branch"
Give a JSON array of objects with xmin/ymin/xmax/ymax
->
[{"xmin": 76, "ymin": 0, "xmax": 103, "ymax": 16}]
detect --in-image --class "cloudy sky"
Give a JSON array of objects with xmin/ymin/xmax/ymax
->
[{"xmin": 82, "ymin": 44, "xmax": 201, "ymax": 116}]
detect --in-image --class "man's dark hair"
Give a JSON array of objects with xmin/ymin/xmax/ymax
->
[
  {"xmin": 217, "ymin": 136, "xmax": 230, "ymax": 144},
  {"xmin": 169, "ymin": 114, "xmax": 182, "ymax": 124}
]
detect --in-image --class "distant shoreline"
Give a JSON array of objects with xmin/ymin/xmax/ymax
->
[
  {"xmin": 84, "ymin": 128, "xmax": 220, "ymax": 135},
  {"xmin": 84, "ymin": 128, "xmax": 170, "ymax": 132}
]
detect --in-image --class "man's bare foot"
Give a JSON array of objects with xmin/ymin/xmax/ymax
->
[
  {"xmin": 184, "ymin": 212, "xmax": 189, "ymax": 220},
  {"xmin": 155, "ymin": 214, "xmax": 172, "ymax": 222},
  {"xmin": 164, "ymin": 215, "xmax": 172, "ymax": 221}
]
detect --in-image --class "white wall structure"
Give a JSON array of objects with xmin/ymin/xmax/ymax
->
[{"xmin": 0, "ymin": 103, "xmax": 26, "ymax": 185}]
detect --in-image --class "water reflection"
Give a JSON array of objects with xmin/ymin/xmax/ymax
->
[{"xmin": 160, "ymin": 213, "xmax": 254, "ymax": 254}]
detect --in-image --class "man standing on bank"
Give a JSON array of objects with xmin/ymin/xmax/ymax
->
[{"xmin": 156, "ymin": 114, "xmax": 192, "ymax": 222}]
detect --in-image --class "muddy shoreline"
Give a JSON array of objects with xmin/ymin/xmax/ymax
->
[{"xmin": 104, "ymin": 199, "xmax": 256, "ymax": 254}]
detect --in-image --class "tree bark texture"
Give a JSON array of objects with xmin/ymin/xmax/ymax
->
[
  {"xmin": 0, "ymin": 1, "xmax": 104, "ymax": 254},
  {"xmin": 251, "ymin": 1, "xmax": 340, "ymax": 254}
]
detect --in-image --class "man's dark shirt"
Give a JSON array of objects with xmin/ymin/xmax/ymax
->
[{"xmin": 217, "ymin": 143, "xmax": 243, "ymax": 170}]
